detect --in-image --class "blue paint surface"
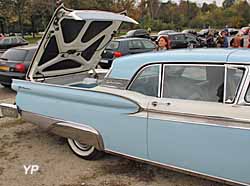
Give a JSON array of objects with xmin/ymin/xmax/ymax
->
[
  {"xmin": 13, "ymin": 80, "xmax": 148, "ymax": 159},
  {"xmin": 109, "ymin": 48, "xmax": 250, "ymax": 80},
  {"xmin": 148, "ymin": 118, "xmax": 250, "ymax": 183}
]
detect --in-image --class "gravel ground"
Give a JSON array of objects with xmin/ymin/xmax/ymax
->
[{"xmin": 0, "ymin": 88, "xmax": 228, "ymax": 186}]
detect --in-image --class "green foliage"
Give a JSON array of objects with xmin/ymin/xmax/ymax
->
[{"xmin": 0, "ymin": 0, "xmax": 250, "ymax": 35}]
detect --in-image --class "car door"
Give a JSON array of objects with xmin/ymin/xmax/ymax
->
[{"xmin": 147, "ymin": 64, "xmax": 250, "ymax": 184}]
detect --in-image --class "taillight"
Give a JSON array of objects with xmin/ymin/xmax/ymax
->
[
  {"xmin": 113, "ymin": 51, "xmax": 122, "ymax": 58},
  {"xmin": 15, "ymin": 63, "xmax": 25, "ymax": 73}
]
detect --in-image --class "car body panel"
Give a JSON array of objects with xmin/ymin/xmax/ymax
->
[
  {"xmin": 12, "ymin": 79, "xmax": 149, "ymax": 158},
  {"xmin": 108, "ymin": 48, "xmax": 238, "ymax": 80}
]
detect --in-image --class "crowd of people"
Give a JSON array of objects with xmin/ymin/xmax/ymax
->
[
  {"xmin": 206, "ymin": 30, "xmax": 250, "ymax": 48},
  {"xmin": 155, "ymin": 30, "xmax": 250, "ymax": 51}
]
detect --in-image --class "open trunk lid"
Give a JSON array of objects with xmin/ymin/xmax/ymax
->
[{"xmin": 27, "ymin": 5, "xmax": 137, "ymax": 81}]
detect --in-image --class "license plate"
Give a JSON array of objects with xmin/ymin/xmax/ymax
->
[
  {"xmin": 100, "ymin": 59, "xmax": 109, "ymax": 64},
  {"xmin": 0, "ymin": 66, "xmax": 9, "ymax": 71}
]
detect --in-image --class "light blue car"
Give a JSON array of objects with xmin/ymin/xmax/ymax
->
[{"xmin": 1, "ymin": 5, "xmax": 250, "ymax": 186}]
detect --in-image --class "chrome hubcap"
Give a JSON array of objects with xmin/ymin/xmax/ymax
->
[{"xmin": 73, "ymin": 140, "xmax": 92, "ymax": 151}]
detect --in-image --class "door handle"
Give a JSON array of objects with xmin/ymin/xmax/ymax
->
[
  {"xmin": 151, "ymin": 101, "xmax": 158, "ymax": 107},
  {"xmin": 151, "ymin": 101, "xmax": 171, "ymax": 107}
]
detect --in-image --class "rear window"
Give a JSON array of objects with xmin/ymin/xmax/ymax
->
[
  {"xmin": 1, "ymin": 49, "xmax": 27, "ymax": 61},
  {"xmin": 106, "ymin": 41, "xmax": 119, "ymax": 50}
]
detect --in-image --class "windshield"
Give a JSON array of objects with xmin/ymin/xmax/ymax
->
[
  {"xmin": 106, "ymin": 41, "xmax": 119, "ymax": 50},
  {"xmin": 1, "ymin": 48, "xmax": 28, "ymax": 61}
]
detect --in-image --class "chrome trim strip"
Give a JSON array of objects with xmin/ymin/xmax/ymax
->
[
  {"xmin": 105, "ymin": 149, "xmax": 249, "ymax": 186},
  {"xmin": 147, "ymin": 108, "xmax": 250, "ymax": 130},
  {"xmin": 14, "ymin": 79, "xmax": 142, "ymax": 115},
  {"xmin": 0, "ymin": 103, "xmax": 19, "ymax": 118},
  {"xmin": 223, "ymin": 65, "xmax": 227, "ymax": 103},
  {"xmin": 22, "ymin": 111, "xmax": 104, "ymax": 150}
]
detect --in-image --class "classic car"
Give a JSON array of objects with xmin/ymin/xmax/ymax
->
[{"xmin": 1, "ymin": 5, "xmax": 250, "ymax": 186}]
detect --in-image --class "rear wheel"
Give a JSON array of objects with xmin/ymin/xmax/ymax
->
[{"xmin": 67, "ymin": 138, "xmax": 103, "ymax": 160}]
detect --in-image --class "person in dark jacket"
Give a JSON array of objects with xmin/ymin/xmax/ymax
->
[{"xmin": 216, "ymin": 31, "xmax": 228, "ymax": 48}]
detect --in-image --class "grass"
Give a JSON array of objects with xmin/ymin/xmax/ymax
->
[{"xmin": 23, "ymin": 34, "xmax": 43, "ymax": 44}]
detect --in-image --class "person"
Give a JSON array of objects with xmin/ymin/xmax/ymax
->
[
  {"xmin": 230, "ymin": 33, "xmax": 244, "ymax": 48},
  {"xmin": 206, "ymin": 32, "xmax": 216, "ymax": 48},
  {"xmin": 216, "ymin": 31, "xmax": 228, "ymax": 48},
  {"xmin": 155, "ymin": 36, "xmax": 170, "ymax": 51},
  {"xmin": 247, "ymin": 32, "xmax": 250, "ymax": 48}
]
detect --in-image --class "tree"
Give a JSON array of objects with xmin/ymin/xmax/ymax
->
[{"xmin": 223, "ymin": 0, "xmax": 235, "ymax": 9}]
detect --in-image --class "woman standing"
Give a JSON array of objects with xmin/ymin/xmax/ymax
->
[{"xmin": 156, "ymin": 36, "xmax": 171, "ymax": 51}]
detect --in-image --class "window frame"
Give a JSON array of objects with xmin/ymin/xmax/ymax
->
[{"xmin": 127, "ymin": 64, "xmax": 162, "ymax": 97}]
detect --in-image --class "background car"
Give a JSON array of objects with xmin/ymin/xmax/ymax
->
[
  {"xmin": 240, "ymin": 26, "xmax": 250, "ymax": 35},
  {"xmin": 184, "ymin": 33, "xmax": 206, "ymax": 48},
  {"xmin": 182, "ymin": 29, "xmax": 197, "ymax": 35},
  {"xmin": 123, "ymin": 29, "xmax": 151, "ymax": 39},
  {"xmin": 157, "ymin": 33, "xmax": 188, "ymax": 49},
  {"xmin": 0, "ymin": 36, "xmax": 28, "ymax": 50},
  {"xmin": 0, "ymin": 45, "xmax": 37, "ymax": 87},
  {"xmin": 227, "ymin": 28, "xmax": 239, "ymax": 36},
  {"xmin": 99, "ymin": 37, "xmax": 156, "ymax": 69},
  {"xmin": 158, "ymin": 30, "xmax": 176, "ymax": 36}
]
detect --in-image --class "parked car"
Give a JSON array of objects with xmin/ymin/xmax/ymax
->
[
  {"xmin": 0, "ymin": 45, "xmax": 37, "ymax": 87},
  {"xmin": 123, "ymin": 29, "xmax": 150, "ymax": 39},
  {"xmin": 240, "ymin": 26, "xmax": 250, "ymax": 35},
  {"xmin": 182, "ymin": 29, "xmax": 197, "ymax": 35},
  {"xmin": 0, "ymin": 36, "xmax": 28, "ymax": 50},
  {"xmin": 158, "ymin": 30, "xmax": 176, "ymax": 35},
  {"xmin": 2, "ymin": 6, "xmax": 250, "ymax": 186},
  {"xmin": 184, "ymin": 33, "xmax": 206, "ymax": 48},
  {"xmin": 197, "ymin": 29, "xmax": 218, "ymax": 37},
  {"xmin": 227, "ymin": 28, "xmax": 239, "ymax": 36},
  {"xmin": 99, "ymin": 37, "xmax": 156, "ymax": 69}
]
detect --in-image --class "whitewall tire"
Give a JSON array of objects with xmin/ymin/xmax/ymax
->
[{"xmin": 67, "ymin": 138, "xmax": 103, "ymax": 160}]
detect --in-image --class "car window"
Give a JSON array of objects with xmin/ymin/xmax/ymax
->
[
  {"xmin": 246, "ymin": 84, "xmax": 250, "ymax": 102},
  {"xmin": 129, "ymin": 65, "xmax": 160, "ymax": 97},
  {"xmin": 169, "ymin": 34, "xmax": 185, "ymax": 41},
  {"xmin": 0, "ymin": 38, "xmax": 10, "ymax": 45},
  {"xmin": 106, "ymin": 41, "xmax": 119, "ymax": 50},
  {"xmin": 163, "ymin": 65, "xmax": 225, "ymax": 102},
  {"xmin": 128, "ymin": 40, "xmax": 144, "ymax": 49},
  {"xmin": 11, "ymin": 38, "xmax": 18, "ymax": 44},
  {"xmin": 1, "ymin": 48, "xmax": 27, "ymax": 61},
  {"xmin": 25, "ymin": 49, "xmax": 37, "ymax": 61},
  {"xmin": 225, "ymin": 67, "xmax": 244, "ymax": 103},
  {"xmin": 141, "ymin": 40, "xmax": 155, "ymax": 49}
]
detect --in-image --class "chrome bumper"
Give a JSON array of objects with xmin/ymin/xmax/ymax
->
[{"xmin": 0, "ymin": 103, "xmax": 19, "ymax": 118}]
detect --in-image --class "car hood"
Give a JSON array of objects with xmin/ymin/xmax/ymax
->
[{"xmin": 27, "ymin": 5, "xmax": 137, "ymax": 81}]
